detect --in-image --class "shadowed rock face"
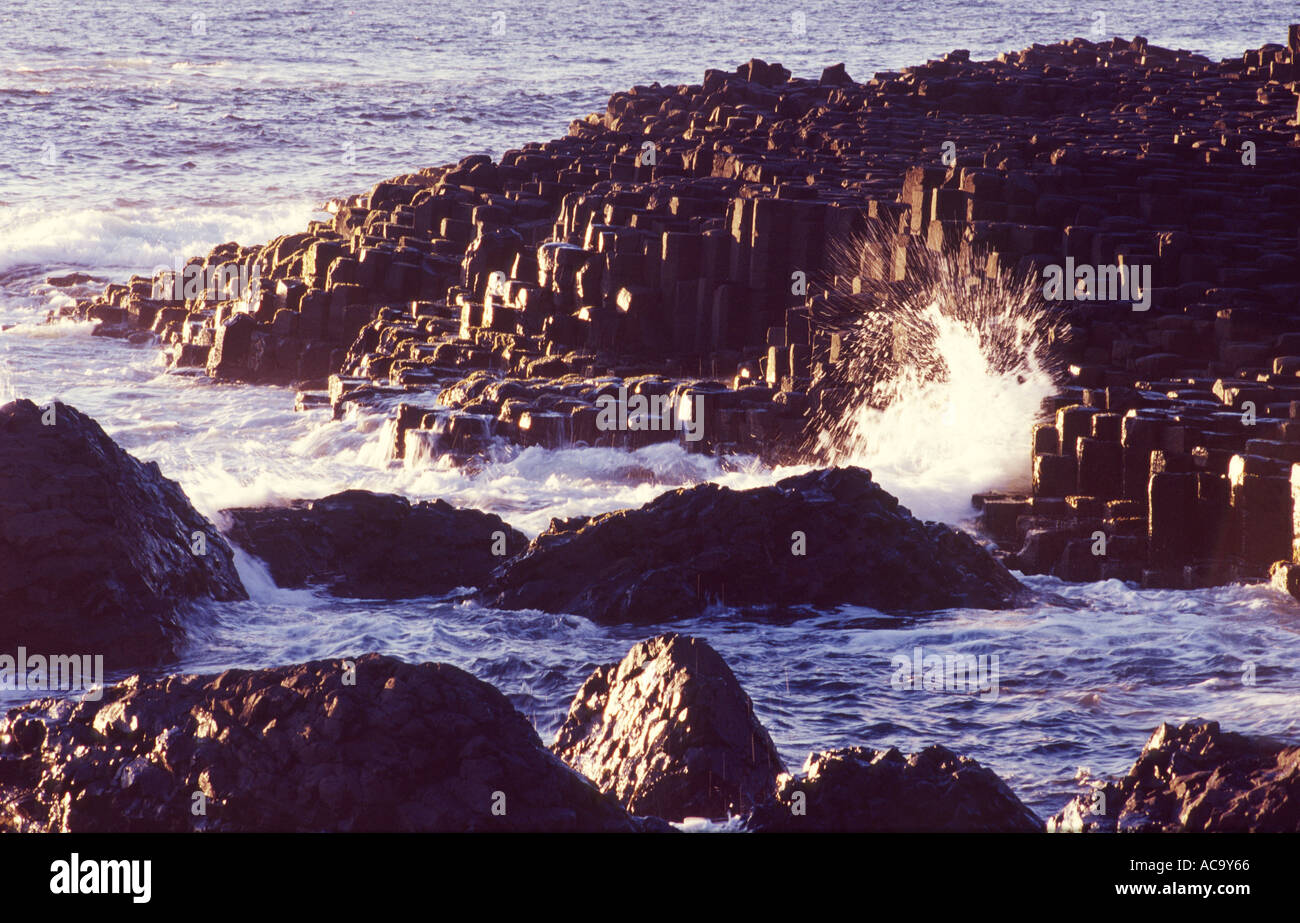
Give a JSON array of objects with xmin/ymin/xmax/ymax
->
[
  {"xmin": 483, "ymin": 466, "xmax": 1025, "ymax": 622},
  {"xmin": 0, "ymin": 399, "xmax": 246, "ymax": 665},
  {"xmin": 0, "ymin": 653, "xmax": 641, "ymax": 832},
  {"xmin": 1049, "ymin": 721, "xmax": 1300, "ymax": 833},
  {"xmin": 747, "ymin": 745, "xmax": 1042, "ymax": 833},
  {"xmin": 553, "ymin": 634, "xmax": 785, "ymax": 821},
  {"xmin": 221, "ymin": 489, "xmax": 528, "ymax": 598}
]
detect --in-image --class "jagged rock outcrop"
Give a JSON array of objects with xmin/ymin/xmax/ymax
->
[
  {"xmin": 1049, "ymin": 720, "xmax": 1300, "ymax": 832},
  {"xmin": 0, "ymin": 399, "xmax": 246, "ymax": 665},
  {"xmin": 747, "ymin": 745, "xmax": 1042, "ymax": 832},
  {"xmin": 484, "ymin": 466, "xmax": 1025, "ymax": 622},
  {"xmin": 554, "ymin": 634, "xmax": 785, "ymax": 820},
  {"xmin": 221, "ymin": 489, "xmax": 527, "ymax": 597},
  {"xmin": 0, "ymin": 653, "xmax": 645, "ymax": 832}
]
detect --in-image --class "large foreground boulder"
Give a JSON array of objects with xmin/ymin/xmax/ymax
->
[
  {"xmin": 554, "ymin": 634, "xmax": 785, "ymax": 821},
  {"xmin": 483, "ymin": 466, "xmax": 1024, "ymax": 622},
  {"xmin": 747, "ymin": 745, "xmax": 1042, "ymax": 832},
  {"xmin": 221, "ymin": 489, "xmax": 528, "ymax": 597},
  {"xmin": 1049, "ymin": 720, "xmax": 1300, "ymax": 832},
  {"xmin": 0, "ymin": 399, "xmax": 246, "ymax": 664},
  {"xmin": 0, "ymin": 653, "xmax": 642, "ymax": 832}
]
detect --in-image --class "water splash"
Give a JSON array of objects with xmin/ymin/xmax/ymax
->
[{"xmin": 807, "ymin": 224, "xmax": 1064, "ymax": 523}]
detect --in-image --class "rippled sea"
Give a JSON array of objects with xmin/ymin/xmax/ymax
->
[{"xmin": 2, "ymin": 1, "xmax": 1300, "ymax": 820}]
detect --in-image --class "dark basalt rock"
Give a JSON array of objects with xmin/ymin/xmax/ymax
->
[
  {"xmin": 1049, "ymin": 720, "xmax": 1300, "ymax": 833},
  {"xmin": 0, "ymin": 653, "xmax": 644, "ymax": 832},
  {"xmin": 0, "ymin": 399, "xmax": 246, "ymax": 665},
  {"xmin": 206, "ymin": 312, "xmax": 256, "ymax": 380},
  {"xmin": 554, "ymin": 634, "xmax": 785, "ymax": 821},
  {"xmin": 483, "ymin": 466, "xmax": 1025, "ymax": 622},
  {"xmin": 221, "ymin": 489, "xmax": 528, "ymax": 598},
  {"xmin": 747, "ymin": 745, "xmax": 1042, "ymax": 832}
]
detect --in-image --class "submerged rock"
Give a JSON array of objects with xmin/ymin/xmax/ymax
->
[
  {"xmin": 484, "ymin": 466, "xmax": 1025, "ymax": 622},
  {"xmin": 747, "ymin": 745, "xmax": 1042, "ymax": 832},
  {"xmin": 221, "ymin": 489, "xmax": 528, "ymax": 597},
  {"xmin": 0, "ymin": 653, "xmax": 642, "ymax": 832},
  {"xmin": 554, "ymin": 634, "xmax": 785, "ymax": 821},
  {"xmin": 1049, "ymin": 720, "xmax": 1300, "ymax": 832},
  {"xmin": 0, "ymin": 399, "xmax": 246, "ymax": 665}
]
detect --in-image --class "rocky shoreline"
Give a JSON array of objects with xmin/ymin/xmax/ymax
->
[
  {"xmin": 48, "ymin": 27, "xmax": 1300, "ymax": 591},
  {"xmin": 10, "ymin": 26, "xmax": 1300, "ymax": 832},
  {"xmin": 3, "ymin": 632, "xmax": 1294, "ymax": 832},
  {"xmin": 2, "ymin": 397, "xmax": 1023, "ymax": 662},
  {"xmin": 3, "ymin": 396, "xmax": 1297, "ymax": 830}
]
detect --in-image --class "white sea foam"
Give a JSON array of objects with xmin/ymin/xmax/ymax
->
[
  {"xmin": 812, "ymin": 226, "xmax": 1061, "ymax": 524},
  {"xmin": 824, "ymin": 300, "xmax": 1058, "ymax": 523},
  {"xmin": 0, "ymin": 201, "xmax": 322, "ymax": 281}
]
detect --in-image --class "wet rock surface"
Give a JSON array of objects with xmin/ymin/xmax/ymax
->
[
  {"xmin": 0, "ymin": 653, "xmax": 642, "ymax": 832},
  {"xmin": 1049, "ymin": 720, "xmax": 1300, "ymax": 832},
  {"xmin": 221, "ymin": 489, "xmax": 528, "ymax": 598},
  {"xmin": 747, "ymin": 744, "xmax": 1042, "ymax": 832},
  {"xmin": 553, "ymin": 633, "xmax": 784, "ymax": 821},
  {"xmin": 484, "ymin": 466, "xmax": 1025, "ymax": 621},
  {"xmin": 0, "ymin": 399, "xmax": 246, "ymax": 665}
]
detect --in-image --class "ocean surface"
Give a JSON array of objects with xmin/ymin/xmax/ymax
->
[{"xmin": 2, "ymin": 0, "xmax": 1300, "ymax": 821}]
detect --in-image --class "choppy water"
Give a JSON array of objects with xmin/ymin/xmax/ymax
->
[{"xmin": 2, "ymin": 1, "xmax": 1300, "ymax": 821}]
